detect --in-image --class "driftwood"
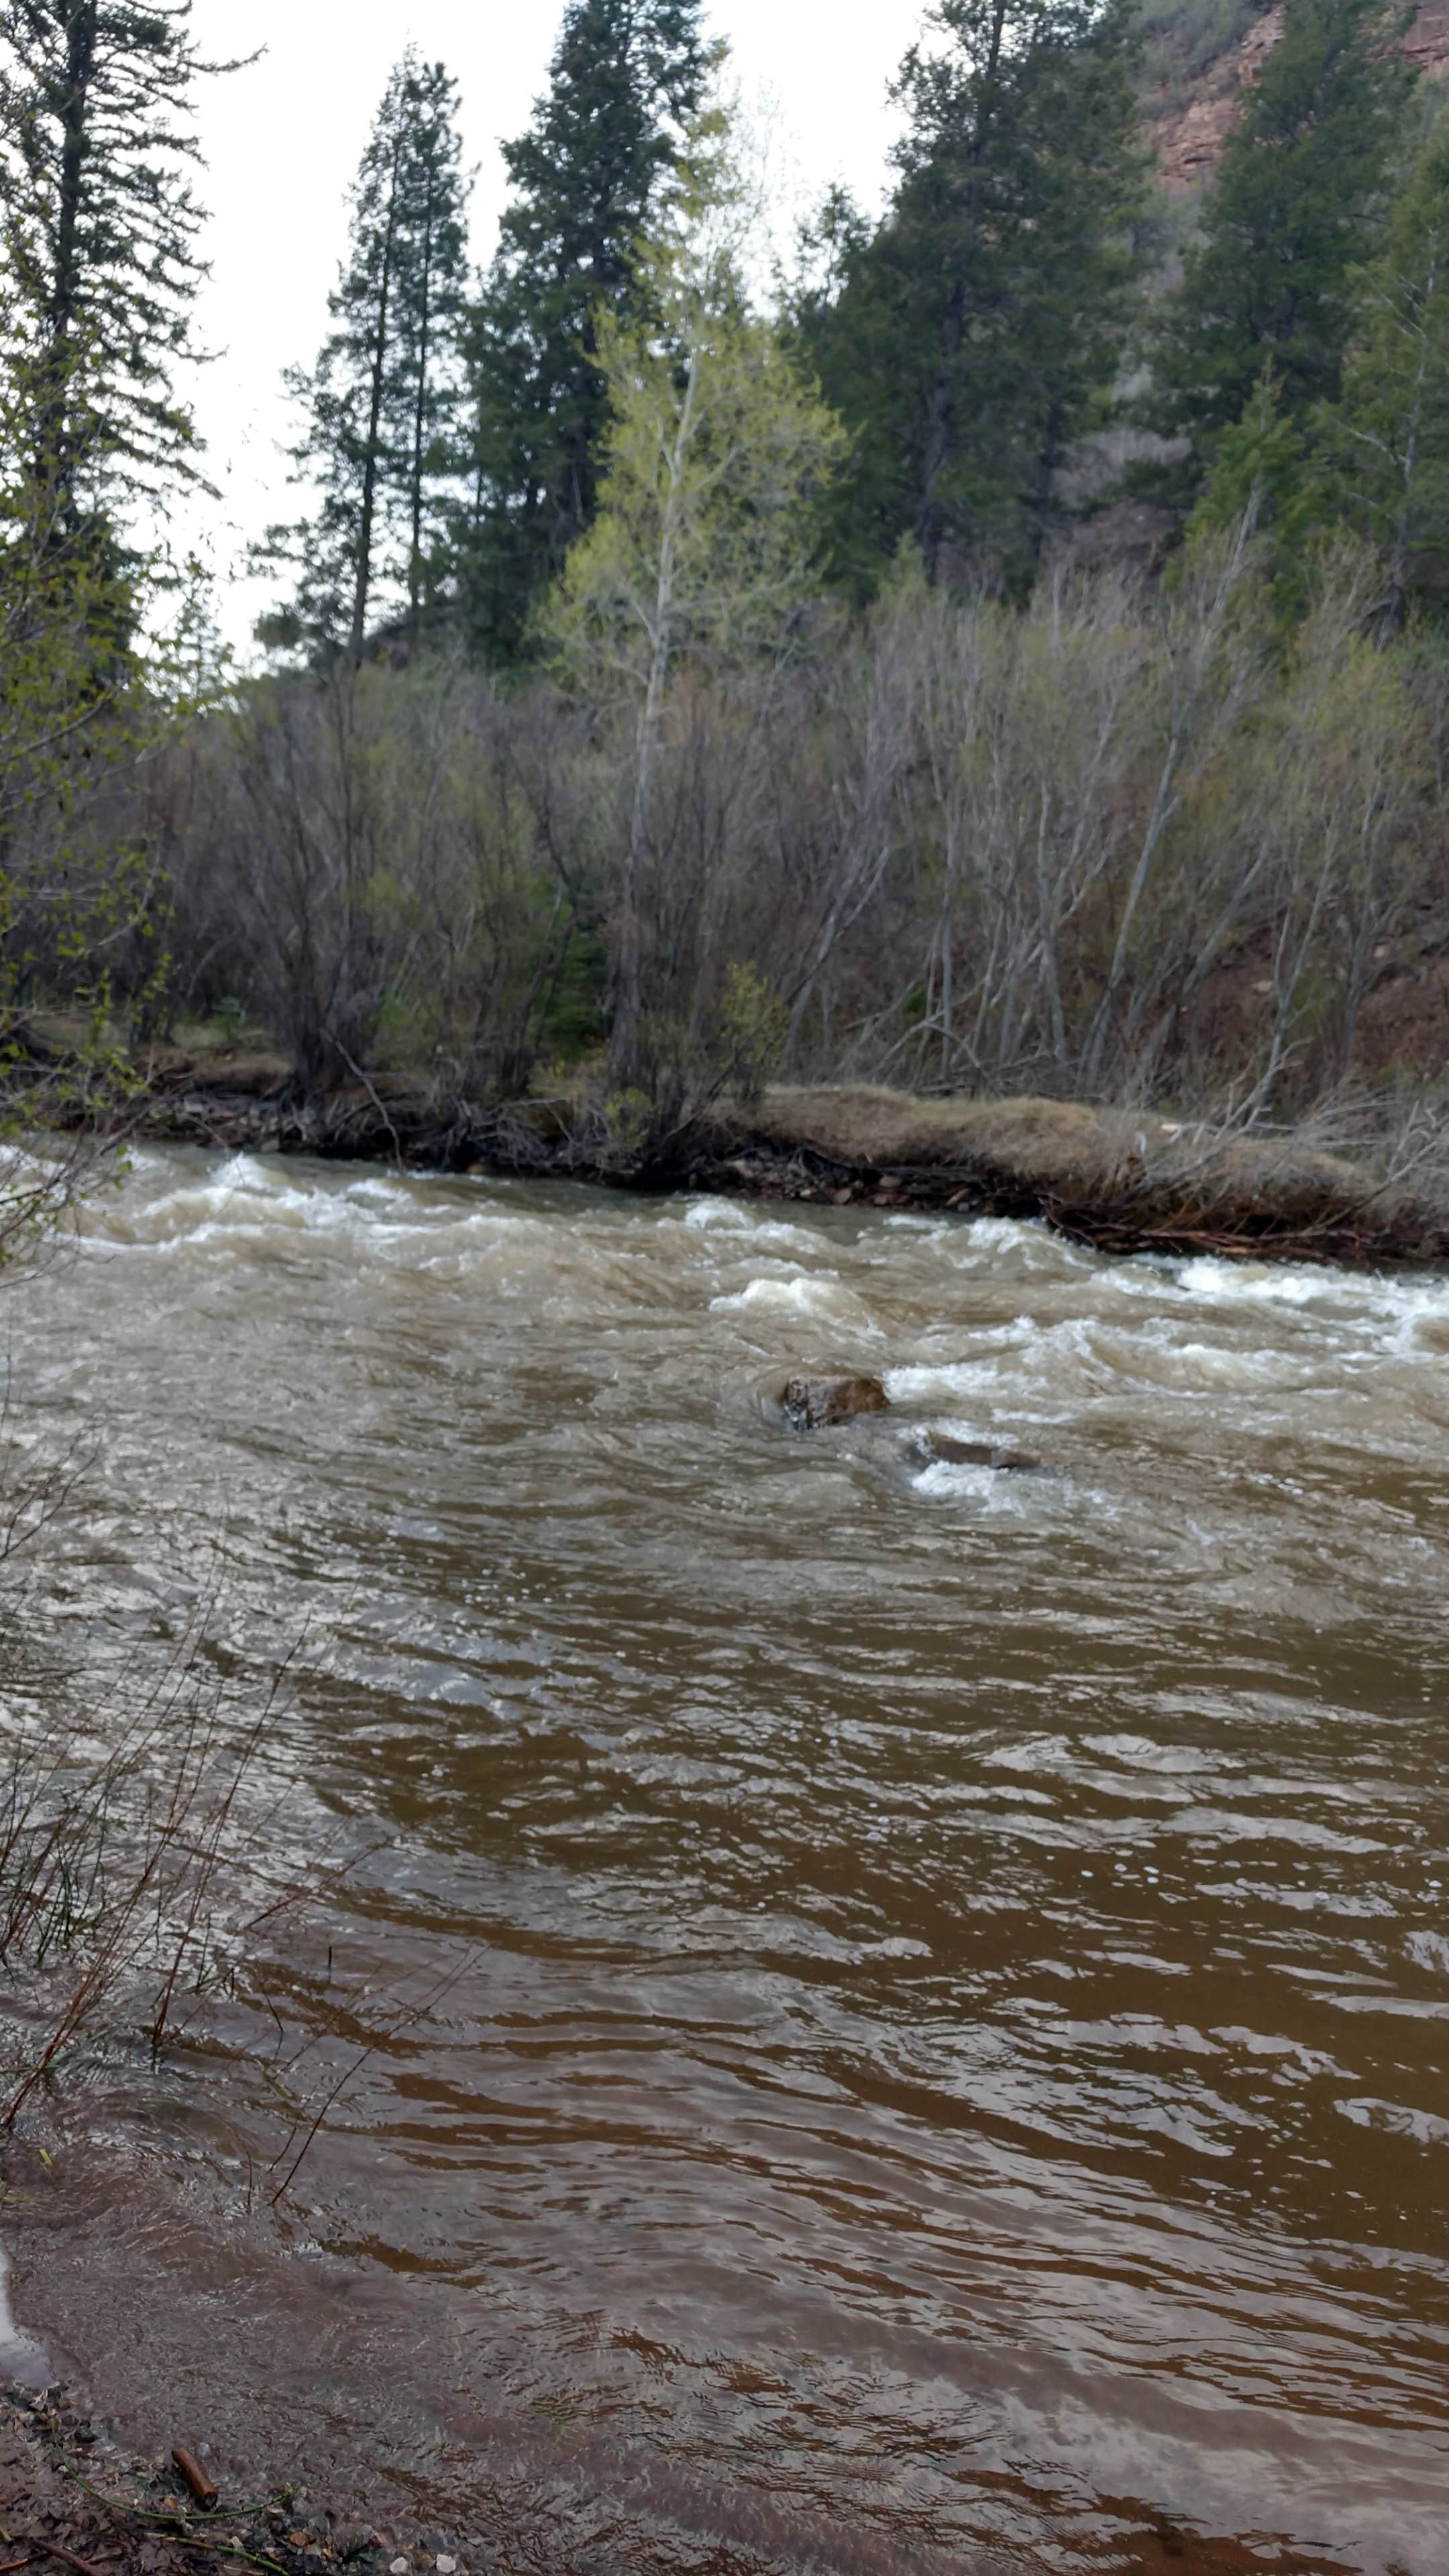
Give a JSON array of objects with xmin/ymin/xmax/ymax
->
[{"xmin": 169, "ymin": 2457, "xmax": 217, "ymax": 2514}]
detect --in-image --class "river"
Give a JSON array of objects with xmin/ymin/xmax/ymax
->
[{"xmin": 5, "ymin": 1145, "xmax": 1449, "ymax": 2573}]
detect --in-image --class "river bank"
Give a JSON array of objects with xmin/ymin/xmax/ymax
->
[
  {"xmin": 106, "ymin": 1051, "xmax": 1449, "ymax": 1270},
  {"xmin": 0, "ymin": 2379, "xmax": 410, "ymax": 2576},
  {"xmin": 0, "ymin": 2363, "xmax": 1322, "ymax": 2576},
  {"xmin": 0, "ymin": 2347, "xmax": 1328, "ymax": 2576}
]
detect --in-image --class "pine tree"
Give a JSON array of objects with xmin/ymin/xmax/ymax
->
[
  {"xmin": 258, "ymin": 50, "xmax": 469, "ymax": 661},
  {"xmin": 457, "ymin": 0, "xmax": 717, "ymax": 663},
  {"xmin": 1329, "ymin": 109, "xmax": 1449, "ymax": 619},
  {"xmin": 0, "ymin": 5, "xmax": 229, "ymax": 1157},
  {"xmin": 0, "ymin": 0, "xmax": 233, "ymax": 552},
  {"xmin": 1154, "ymin": 0, "xmax": 1416, "ymax": 480},
  {"xmin": 795, "ymin": 0, "xmax": 1144, "ymax": 595},
  {"xmin": 392, "ymin": 58, "xmax": 470, "ymax": 641}
]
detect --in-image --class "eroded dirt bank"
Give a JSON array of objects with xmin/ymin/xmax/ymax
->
[{"xmin": 108, "ymin": 1054, "xmax": 1449, "ymax": 1270}]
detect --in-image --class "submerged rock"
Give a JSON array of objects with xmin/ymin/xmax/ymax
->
[
  {"xmin": 908, "ymin": 1429, "xmax": 1044, "ymax": 1474},
  {"xmin": 781, "ymin": 1372, "xmax": 890, "ymax": 1430}
]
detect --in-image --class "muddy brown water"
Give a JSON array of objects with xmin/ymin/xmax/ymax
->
[{"xmin": 4, "ymin": 1147, "xmax": 1449, "ymax": 2573}]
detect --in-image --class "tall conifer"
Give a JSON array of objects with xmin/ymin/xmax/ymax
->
[
  {"xmin": 1154, "ymin": 0, "xmax": 1415, "ymax": 479},
  {"xmin": 259, "ymin": 50, "xmax": 469, "ymax": 660},
  {"xmin": 0, "ymin": 0, "xmax": 231, "ymax": 552},
  {"xmin": 1330, "ymin": 109, "xmax": 1449, "ymax": 618},
  {"xmin": 457, "ymin": 0, "xmax": 716, "ymax": 662},
  {"xmin": 796, "ymin": 0, "xmax": 1144, "ymax": 594}
]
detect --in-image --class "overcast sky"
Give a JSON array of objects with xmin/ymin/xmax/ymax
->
[{"xmin": 180, "ymin": 0, "xmax": 913, "ymax": 650}]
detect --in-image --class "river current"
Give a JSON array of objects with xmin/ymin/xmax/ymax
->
[{"xmin": 7, "ymin": 1146, "xmax": 1449, "ymax": 2573}]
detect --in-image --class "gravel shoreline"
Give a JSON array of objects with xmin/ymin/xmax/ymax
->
[{"xmin": 0, "ymin": 2388, "xmax": 478, "ymax": 2576}]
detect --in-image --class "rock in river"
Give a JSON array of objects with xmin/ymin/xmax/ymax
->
[
  {"xmin": 782, "ymin": 1373, "xmax": 891, "ymax": 1430},
  {"xmin": 908, "ymin": 1430, "xmax": 1044, "ymax": 1474}
]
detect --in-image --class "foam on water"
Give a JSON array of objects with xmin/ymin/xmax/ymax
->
[
  {"xmin": 708, "ymin": 1271, "xmax": 876, "ymax": 1328},
  {"xmin": 1175, "ymin": 1251, "xmax": 1449, "ymax": 1332},
  {"xmin": 682, "ymin": 1196, "xmax": 747, "ymax": 1230},
  {"xmin": 884, "ymin": 1316, "xmax": 1109, "ymax": 1407},
  {"xmin": 682, "ymin": 1199, "xmax": 826, "ymax": 1253},
  {"xmin": 912, "ymin": 1456, "xmax": 1038, "ymax": 1507}
]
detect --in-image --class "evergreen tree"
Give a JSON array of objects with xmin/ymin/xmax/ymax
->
[
  {"xmin": 795, "ymin": 0, "xmax": 1144, "ymax": 594},
  {"xmin": 0, "ymin": 5, "xmax": 228, "ymax": 1161},
  {"xmin": 0, "ymin": 0, "xmax": 233, "ymax": 551},
  {"xmin": 1329, "ymin": 109, "xmax": 1449, "ymax": 619},
  {"xmin": 1154, "ymin": 0, "xmax": 1415, "ymax": 481},
  {"xmin": 392, "ymin": 58, "xmax": 470, "ymax": 641},
  {"xmin": 458, "ymin": 0, "xmax": 717, "ymax": 663},
  {"xmin": 259, "ymin": 50, "xmax": 469, "ymax": 660},
  {"xmin": 1183, "ymin": 363, "xmax": 1321, "ymax": 625}
]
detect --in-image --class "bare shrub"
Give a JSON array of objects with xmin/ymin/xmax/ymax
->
[
  {"xmin": 0, "ymin": 1603, "xmax": 320, "ymax": 2130},
  {"xmin": 143, "ymin": 522, "xmax": 1449, "ymax": 1134}
]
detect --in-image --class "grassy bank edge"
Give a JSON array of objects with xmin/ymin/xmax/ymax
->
[{"xmin": 97, "ymin": 1055, "xmax": 1449, "ymax": 1271}]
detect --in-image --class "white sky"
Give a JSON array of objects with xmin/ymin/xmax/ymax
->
[{"xmin": 178, "ymin": 0, "xmax": 914, "ymax": 652}]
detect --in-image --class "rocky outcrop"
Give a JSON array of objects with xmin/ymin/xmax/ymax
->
[
  {"xmin": 1149, "ymin": 0, "xmax": 1449, "ymax": 199},
  {"xmin": 1150, "ymin": 7, "xmax": 1284, "ymax": 198}
]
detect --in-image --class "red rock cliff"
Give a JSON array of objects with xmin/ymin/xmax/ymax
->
[{"xmin": 1148, "ymin": 0, "xmax": 1449, "ymax": 197}]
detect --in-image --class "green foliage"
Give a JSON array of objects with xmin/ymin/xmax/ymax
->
[
  {"xmin": 0, "ymin": 571, "xmax": 174, "ymax": 1249},
  {"xmin": 544, "ymin": 250, "xmax": 846, "ymax": 694},
  {"xmin": 1152, "ymin": 0, "xmax": 1416, "ymax": 484},
  {"xmin": 456, "ymin": 0, "xmax": 717, "ymax": 666},
  {"xmin": 258, "ymin": 50, "xmax": 471, "ymax": 661},
  {"xmin": 0, "ymin": 0, "xmax": 234, "ymax": 537},
  {"xmin": 9, "ymin": 0, "xmax": 1446, "ymax": 1163},
  {"xmin": 1326, "ymin": 107, "xmax": 1449, "ymax": 619},
  {"xmin": 537, "ymin": 922, "xmax": 608, "ymax": 1063},
  {"xmin": 0, "ymin": 0, "xmax": 225, "ymax": 1162},
  {"xmin": 1134, "ymin": 0, "xmax": 1271, "ymax": 105},
  {"xmin": 1183, "ymin": 365, "xmax": 1324, "ymax": 622},
  {"xmin": 602, "ymin": 1083, "xmax": 654, "ymax": 1153},
  {"xmin": 714, "ymin": 960, "xmax": 786, "ymax": 1104},
  {"xmin": 795, "ymin": 0, "xmax": 1146, "ymax": 596},
  {"xmin": 0, "ymin": 323, "xmax": 220, "ymax": 1254},
  {"xmin": 177, "ymin": 651, "xmax": 614, "ymax": 1095},
  {"xmin": 543, "ymin": 127, "xmax": 845, "ymax": 1093}
]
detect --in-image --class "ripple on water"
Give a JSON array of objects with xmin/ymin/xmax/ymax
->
[{"xmin": 9, "ymin": 1144, "xmax": 1449, "ymax": 2575}]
